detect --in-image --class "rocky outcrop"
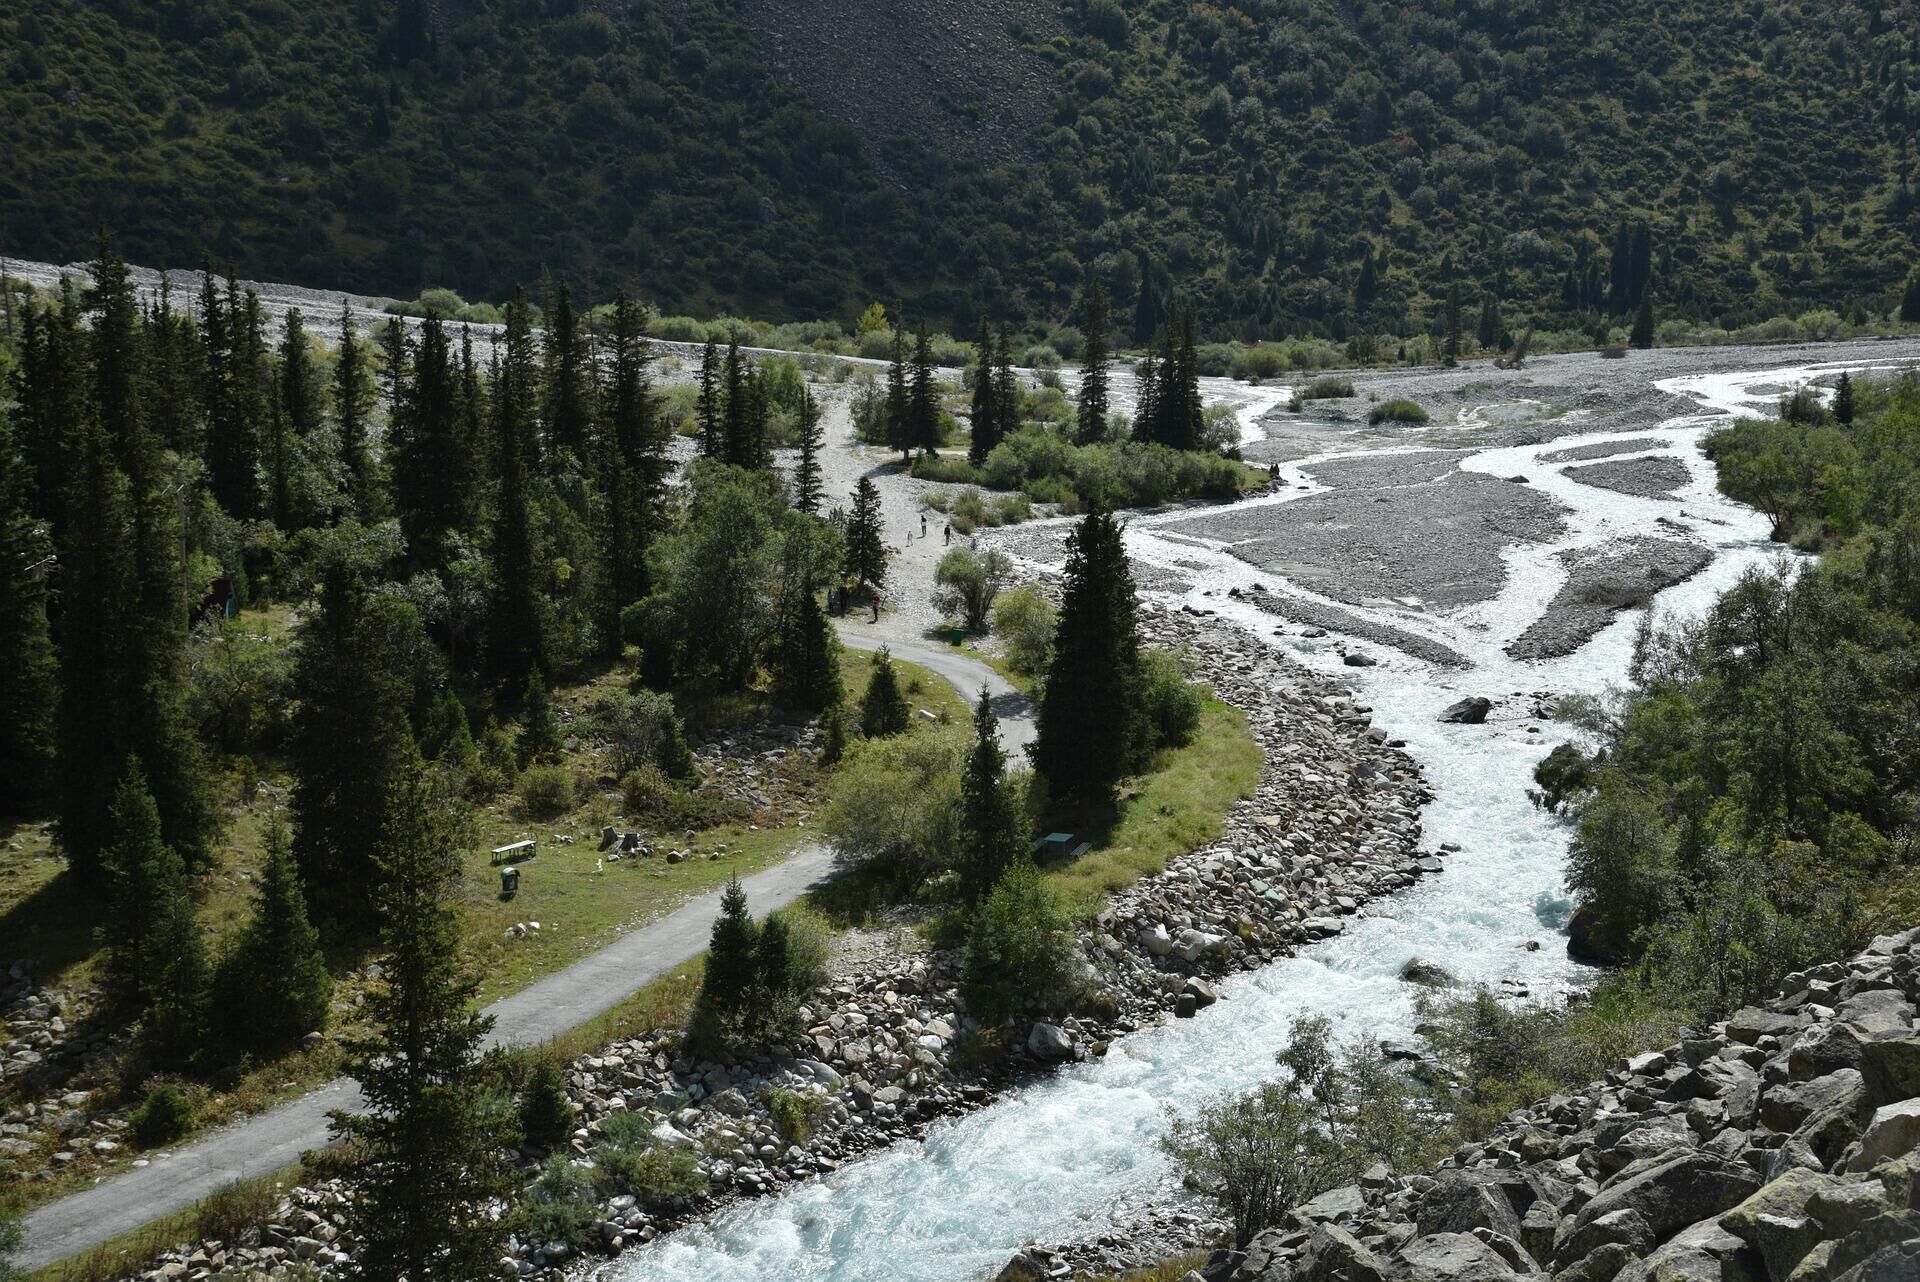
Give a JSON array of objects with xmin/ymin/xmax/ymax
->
[{"xmin": 1203, "ymin": 927, "xmax": 1920, "ymax": 1282}]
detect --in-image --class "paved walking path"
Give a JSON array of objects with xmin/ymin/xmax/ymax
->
[
  {"xmin": 16, "ymin": 849, "xmax": 836, "ymax": 1271},
  {"xmin": 837, "ymin": 629, "xmax": 1037, "ymax": 756}
]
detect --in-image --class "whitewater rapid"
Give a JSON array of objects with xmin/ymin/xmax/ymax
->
[{"xmin": 598, "ymin": 357, "xmax": 1872, "ymax": 1282}]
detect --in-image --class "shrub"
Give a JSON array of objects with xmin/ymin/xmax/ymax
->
[
  {"xmin": 1531, "ymin": 743, "xmax": 1595, "ymax": 813},
  {"xmin": 516, "ymin": 764, "xmax": 575, "ymax": 818},
  {"xmin": 1139, "ymin": 649, "xmax": 1204, "ymax": 752},
  {"xmin": 961, "ymin": 861, "xmax": 1081, "ymax": 1025},
  {"xmin": 194, "ymin": 1176, "xmax": 280, "ymax": 1244},
  {"xmin": 821, "ymin": 729, "xmax": 968, "ymax": 877},
  {"xmin": 512, "ymin": 1154, "xmax": 596, "ymax": 1249},
  {"xmin": 1368, "ymin": 398, "xmax": 1429, "ymax": 425},
  {"xmin": 768, "ymin": 903, "xmax": 836, "ymax": 991},
  {"xmin": 519, "ymin": 1056, "xmax": 577, "ymax": 1149},
  {"xmin": 932, "ymin": 547, "xmax": 1014, "ymax": 632},
  {"xmin": 131, "ymin": 1083, "xmax": 196, "ymax": 1147},
  {"xmin": 764, "ymin": 1087, "xmax": 829, "ymax": 1144},
  {"xmin": 620, "ymin": 763, "xmax": 672, "ymax": 815},
  {"xmin": 595, "ymin": 687, "xmax": 694, "ymax": 778},
  {"xmin": 593, "ymin": 1114, "xmax": 708, "ymax": 1209},
  {"xmin": 1298, "ymin": 375, "xmax": 1357, "ymax": 401},
  {"xmin": 993, "ymin": 585, "xmax": 1057, "ymax": 675}
]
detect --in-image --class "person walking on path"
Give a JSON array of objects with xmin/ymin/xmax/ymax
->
[
  {"xmin": 920, "ymin": 513, "xmax": 927, "ymax": 538},
  {"xmin": 870, "ymin": 590, "xmax": 881, "ymax": 622},
  {"xmin": 943, "ymin": 523, "xmax": 951, "ymax": 546}
]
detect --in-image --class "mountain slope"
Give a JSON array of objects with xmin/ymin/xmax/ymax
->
[{"xmin": 3, "ymin": 1, "xmax": 1915, "ymax": 338}]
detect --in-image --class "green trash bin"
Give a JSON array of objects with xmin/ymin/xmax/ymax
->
[
  {"xmin": 948, "ymin": 626, "xmax": 966, "ymax": 645},
  {"xmin": 500, "ymin": 866, "xmax": 520, "ymax": 896}
]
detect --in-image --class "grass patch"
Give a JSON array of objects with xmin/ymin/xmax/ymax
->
[
  {"xmin": 1297, "ymin": 375, "xmax": 1357, "ymax": 401},
  {"xmin": 26, "ymin": 1167, "xmax": 302, "ymax": 1282},
  {"xmin": 1046, "ymin": 700, "xmax": 1261, "ymax": 915},
  {"xmin": 1368, "ymin": 398, "xmax": 1430, "ymax": 425}
]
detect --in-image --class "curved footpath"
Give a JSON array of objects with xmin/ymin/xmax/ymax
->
[{"xmin": 836, "ymin": 627, "xmax": 1036, "ymax": 755}]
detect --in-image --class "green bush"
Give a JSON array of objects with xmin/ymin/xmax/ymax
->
[
  {"xmin": 1139, "ymin": 649, "xmax": 1204, "ymax": 752},
  {"xmin": 593, "ymin": 1115, "xmax": 708, "ymax": 1209},
  {"xmin": 822, "ymin": 728, "xmax": 969, "ymax": 878},
  {"xmin": 992, "ymin": 585, "xmax": 1057, "ymax": 675},
  {"xmin": 961, "ymin": 861, "xmax": 1082, "ymax": 1025},
  {"xmin": 764, "ymin": 1086, "xmax": 829, "ymax": 1144},
  {"xmin": 131, "ymin": 1083, "xmax": 196, "ymax": 1147},
  {"xmin": 768, "ymin": 903, "xmax": 836, "ymax": 991},
  {"xmin": 519, "ymin": 1056, "xmax": 577, "ymax": 1149},
  {"xmin": 516, "ymin": 764, "xmax": 576, "ymax": 818},
  {"xmin": 1298, "ymin": 376, "xmax": 1357, "ymax": 401},
  {"xmin": 1368, "ymin": 399, "xmax": 1429, "ymax": 425},
  {"xmin": 512, "ymin": 1154, "xmax": 596, "ymax": 1249}
]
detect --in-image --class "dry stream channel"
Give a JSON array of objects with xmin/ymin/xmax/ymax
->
[{"xmin": 598, "ymin": 339, "xmax": 1920, "ymax": 1281}]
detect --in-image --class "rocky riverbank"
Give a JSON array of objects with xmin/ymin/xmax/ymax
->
[
  {"xmin": 97, "ymin": 603, "xmax": 1444, "ymax": 1282},
  {"xmin": 1018, "ymin": 926, "xmax": 1920, "ymax": 1282}
]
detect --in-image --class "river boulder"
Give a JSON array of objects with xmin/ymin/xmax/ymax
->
[{"xmin": 1439, "ymin": 697, "xmax": 1493, "ymax": 724}]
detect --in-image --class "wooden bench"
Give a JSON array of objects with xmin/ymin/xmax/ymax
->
[{"xmin": 491, "ymin": 839, "xmax": 535, "ymax": 866}]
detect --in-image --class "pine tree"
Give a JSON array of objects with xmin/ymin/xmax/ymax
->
[
  {"xmin": 102, "ymin": 761, "xmax": 207, "ymax": 1068},
  {"xmin": 13, "ymin": 287, "xmax": 85, "ymax": 530},
  {"xmin": 334, "ymin": 302, "xmax": 375, "ymax": 517},
  {"xmin": 771, "ymin": 515, "xmax": 839, "ymax": 712},
  {"xmin": 1443, "ymin": 285, "xmax": 1463, "ymax": 366},
  {"xmin": 146, "ymin": 279, "xmax": 201, "ymax": 462},
  {"xmin": 885, "ymin": 326, "xmax": 912, "ymax": 462},
  {"xmin": 517, "ymin": 1057, "xmax": 575, "ymax": 1150},
  {"xmin": 992, "ymin": 325, "xmax": 1020, "ymax": 444},
  {"xmin": 517, "ymin": 670, "xmax": 561, "ymax": 764},
  {"xmin": 792, "ymin": 388, "xmax": 824, "ymax": 514},
  {"xmin": 203, "ymin": 277, "xmax": 265, "ymax": 519},
  {"xmin": 1903, "ymin": 272, "xmax": 1920, "ymax": 325},
  {"xmin": 542, "ymin": 281, "xmax": 591, "ymax": 462},
  {"xmin": 1133, "ymin": 335, "xmax": 1161, "ymax": 445},
  {"xmin": 391, "ymin": 313, "xmax": 463, "ymax": 557},
  {"xmin": 290, "ymin": 565, "xmax": 426, "ymax": 923},
  {"xmin": 1075, "ymin": 281, "xmax": 1111, "ymax": 445},
  {"xmin": 487, "ymin": 292, "xmax": 546, "ymax": 692},
  {"xmin": 331, "ymin": 750, "xmax": 516, "ymax": 1282},
  {"xmin": 0, "ymin": 407, "xmax": 57, "ymax": 815},
  {"xmin": 212, "ymin": 818, "xmax": 332, "ymax": 1052},
  {"xmin": 859, "ymin": 646, "xmax": 910, "ymax": 737},
  {"xmin": 1630, "ymin": 293, "xmax": 1656, "ymax": 349},
  {"xmin": 908, "ymin": 324, "xmax": 941, "ymax": 456},
  {"xmin": 1834, "ymin": 371, "xmax": 1856, "ymax": 425},
  {"xmin": 844, "ymin": 476, "xmax": 888, "ymax": 590},
  {"xmin": 1476, "ymin": 294, "xmax": 1502, "ymax": 351},
  {"xmin": 721, "ymin": 335, "xmax": 751, "ymax": 466},
  {"xmin": 960, "ymin": 688, "xmax": 1021, "ymax": 902},
  {"xmin": 968, "ymin": 320, "xmax": 1000, "ymax": 466},
  {"xmin": 689, "ymin": 876, "xmax": 760, "ymax": 1057},
  {"xmin": 600, "ymin": 291, "xmax": 659, "ymax": 653},
  {"xmin": 695, "ymin": 336, "xmax": 722, "ymax": 458},
  {"xmin": 1032, "ymin": 509, "xmax": 1143, "ymax": 821},
  {"xmin": 280, "ymin": 307, "xmax": 318, "ymax": 439}
]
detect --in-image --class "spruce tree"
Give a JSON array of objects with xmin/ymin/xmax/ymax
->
[
  {"xmin": 102, "ymin": 761, "xmax": 207, "ymax": 1068},
  {"xmin": 1630, "ymin": 293, "xmax": 1656, "ymax": 349},
  {"xmin": 721, "ymin": 335, "xmax": 751, "ymax": 466},
  {"xmin": 771, "ymin": 514, "xmax": 839, "ymax": 712},
  {"xmin": 695, "ymin": 336, "xmax": 722, "ymax": 457},
  {"xmin": 335, "ymin": 301, "xmax": 375, "ymax": 518},
  {"xmin": 290, "ymin": 566, "xmax": 427, "ymax": 924},
  {"xmin": 1075, "ymin": 280, "xmax": 1111, "ymax": 445},
  {"xmin": 600, "ymin": 291, "xmax": 659, "ymax": 653},
  {"xmin": 792, "ymin": 388, "xmax": 824, "ymax": 514},
  {"xmin": 391, "ymin": 313, "xmax": 462, "ymax": 557},
  {"xmin": 1834, "ymin": 372, "xmax": 1856, "ymax": 425},
  {"xmin": 1477, "ymin": 294, "xmax": 1501, "ymax": 351},
  {"xmin": 280, "ymin": 307, "xmax": 317, "ymax": 439},
  {"xmin": 968, "ymin": 320, "xmax": 1000, "ymax": 466},
  {"xmin": 908, "ymin": 324, "xmax": 941, "ymax": 456},
  {"xmin": 992, "ymin": 325, "xmax": 1020, "ymax": 443},
  {"xmin": 213, "ymin": 818, "xmax": 332, "ymax": 1052},
  {"xmin": 487, "ymin": 292, "xmax": 546, "ymax": 692},
  {"xmin": 859, "ymin": 646, "xmax": 910, "ymax": 737},
  {"xmin": 13, "ymin": 288, "xmax": 84, "ymax": 530},
  {"xmin": 517, "ymin": 670, "xmax": 562, "ymax": 764},
  {"xmin": 844, "ymin": 476, "xmax": 888, "ymax": 590},
  {"xmin": 542, "ymin": 281, "xmax": 591, "ymax": 462},
  {"xmin": 885, "ymin": 326, "xmax": 912, "ymax": 462},
  {"xmin": 1903, "ymin": 272, "xmax": 1920, "ymax": 325},
  {"xmin": 1443, "ymin": 285, "xmax": 1463, "ymax": 366},
  {"xmin": 0, "ymin": 408, "xmax": 57, "ymax": 815},
  {"xmin": 518, "ymin": 1056, "xmax": 575, "ymax": 1150},
  {"xmin": 960, "ymin": 688, "xmax": 1021, "ymax": 903},
  {"xmin": 331, "ymin": 749, "xmax": 516, "ymax": 1282},
  {"xmin": 689, "ymin": 876, "xmax": 760, "ymax": 1057},
  {"xmin": 1032, "ymin": 509, "xmax": 1143, "ymax": 821},
  {"xmin": 145, "ymin": 278, "xmax": 201, "ymax": 464}
]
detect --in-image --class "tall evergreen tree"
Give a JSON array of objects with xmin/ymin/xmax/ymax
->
[
  {"xmin": 145, "ymin": 278, "xmax": 201, "ymax": 464},
  {"xmin": 1902, "ymin": 272, "xmax": 1920, "ymax": 325},
  {"xmin": 968, "ymin": 320, "xmax": 1000, "ymax": 466},
  {"xmin": 390, "ymin": 314, "xmax": 463, "ymax": 557},
  {"xmin": 290, "ymin": 564, "xmax": 429, "ymax": 923},
  {"xmin": 213, "ymin": 817, "xmax": 332, "ymax": 1052},
  {"xmin": 1032, "ymin": 509, "xmax": 1143, "ymax": 820},
  {"xmin": 1443, "ymin": 285, "xmax": 1463, "ymax": 366},
  {"xmin": 771, "ymin": 513, "xmax": 839, "ymax": 711},
  {"xmin": 102, "ymin": 761, "xmax": 207, "ymax": 1068},
  {"xmin": 1630, "ymin": 292, "xmax": 1656, "ymax": 349},
  {"xmin": 908, "ymin": 324, "xmax": 941, "ymax": 456},
  {"xmin": 541, "ymin": 281, "xmax": 591, "ymax": 462},
  {"xmin": 487, "ymin": 292, "xmax": 546, "ymax": 692},
  {"xmin": 885, "ymin": 326, "xmax": 912, "ymax": 462},
  {"xmin": 1476, "ymin": 293, "xmax": 1502, "ymax": 350},
  {"xmin": 695, "ymin": 336, "xmax": 723, "ymax": 458},
  {"xmin": 859, "ymin": 646, "xmax": 910, "ymax": 737},
  {"xmin": 960, "ymin": 688, "xmax": 1021, "ymax": 903},
  {"xmin": 1075, "ymin": 281, "xmax": 1112, "ymax": 445},
  {"xmin": 1834, "ymin": 372, "xmax": 1856, "ymax": 425},
  {"xmin": 992, "ymin": 325, "xmax": 1020, "ymax": 443},
  {"xmin": 334, "ymin": 301, "xmax": 375, "ymax": 517},
  {"xmin": 12, "ymin": 286, "xmax": 85, "ymax": 529},
  {"xmin": 599, "ymin": 290, "xmax": 659, "ymax": 653},
  {"xmin": 331, "ymin": 749, "xmax": 516, "ymax": 1282},
  {"xmin": 0, "ymin": 407, "xmax": 57, "ymax": 815},
  {"xmin": 844, "ymin": 476, "xmax": 888, "ymax": 590},
  {"xmin": 791, "ymin": 388, "xmax": 824, "ymax": 514},
  {"xmin": 689, "ymin": 876, "xmax": 760, "ymax": 1057},
  {"xmin": 280, "ymin": 307, "xmax": 318, "ymax": 439},
  {"xmin": 721, "ymin": 335, "xmax": 751, "ymax": 465}
]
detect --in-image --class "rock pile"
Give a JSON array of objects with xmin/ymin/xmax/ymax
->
[{"xmin": 1180, "ymin": 926, "xmax": 1920, "ymax": 1282}]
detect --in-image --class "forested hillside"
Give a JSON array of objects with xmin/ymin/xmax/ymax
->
[{"xmin": 5, "ymin": 0, "xmax": 1918, "ymax": 338}]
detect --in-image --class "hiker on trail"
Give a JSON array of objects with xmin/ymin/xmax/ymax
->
[
  {"xmin": 920, "ymin": 513, "xmax": 927, "ymax": 537},
  {"xmin": 870, "ymin": 589, "xmax": 881, "ymax": 622},
  {"xmin": 943, "ymin": 523, "xmax": 951, "ymax": 546}
]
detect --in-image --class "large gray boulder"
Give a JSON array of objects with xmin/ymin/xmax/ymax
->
[
  {"xmin": 1026, "ymin": 1022, "xmax": 1073, "ymax": 1060},
  {"xmin": 1396, "ymin": 1232, "xmax": 1518, "ymax": 1280},
  {"xmin": 1415, "ymin": 1168, "xmax": 1533, "ymax": 1243},
  {"xmin": 1299, "ymin": 1223, "xmax": 1388, "ymax": 1282},
  {"xmin": 1852, "ymin": 1099, "xmax": 1920, "ymax": 1171},
  {"xmin": 1439, "ymin": 697, "xmax": 1493, "ymax": 724},
  {"xmin": 1612, "ymin": 1220, "xmax": 1760, "ymax": 1282},
  {"xmin": 1570, "ymin": 1150, "xmax": 1761, "ymax": 1243}
]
